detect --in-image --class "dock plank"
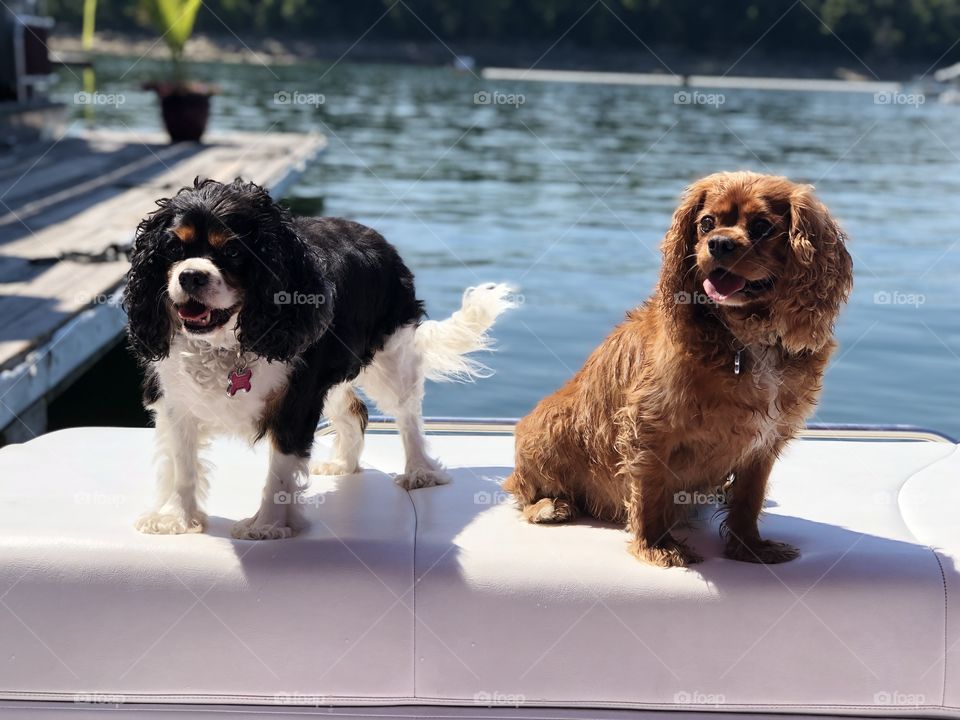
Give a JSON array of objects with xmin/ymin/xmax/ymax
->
[
  {"xmin": 0, "ymin": 129, "xmax": 325, "ymax": 383},
  {"xmin": 0, "ymin": 260, "xmax": 129, "ymax": 365}
]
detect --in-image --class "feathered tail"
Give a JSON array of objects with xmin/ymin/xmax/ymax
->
[{"xmin": 415, "ymin": 283, "xmax": 517, "ymax": 382}]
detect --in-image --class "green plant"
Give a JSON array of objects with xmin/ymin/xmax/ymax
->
[
  {"xmin": 82, "ymin": 0, "xmax": 97, "ymax": 50},
  {"xmin": 141, "ymin": 0, "xmax": 203, "ymax": 85}
]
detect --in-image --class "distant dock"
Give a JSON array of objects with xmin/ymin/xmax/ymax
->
[
  {"xmin": 482, "ymin": 67, "xmax": 901, "ymax": 94},
  {"xmin": 0, "ymin": 129, "xmax": 325, "ymax": 443}
]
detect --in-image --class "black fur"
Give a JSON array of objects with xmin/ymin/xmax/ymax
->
[
  {"xmin": 142, "ymin": 371, "xmax": 162, "ymax": 406},
  {"xmin": 259, "ymin": 216, "xmax": 424, "ymax": 456},
  {"xmin": 125, "ymin": 178, "xmax": 425, "ymax": 456},
  {"xmin": 124, "ymin": 200, "xmax": 177, "ymax": 361}
]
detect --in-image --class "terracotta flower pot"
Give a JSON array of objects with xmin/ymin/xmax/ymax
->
[
  {"xmin": 145, "ymin": 82, "xmax": 214, "ymax": 143},
  {"xmin": 160, "ymin": 90, "xmax": 210, "ymax": 143}
]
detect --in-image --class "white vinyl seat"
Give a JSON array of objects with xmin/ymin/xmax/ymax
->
[
  {"xmin": 0, "ymin": 428, "xmax": 416, "ymax": 703},
  {"xmin": 0, "ymin": 424, "xmax": 958, "ymax": 719}
]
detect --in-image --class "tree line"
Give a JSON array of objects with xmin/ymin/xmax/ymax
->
[{"xmin": 47, "ymin": 0, "xmax": 960, "ymax": 65}]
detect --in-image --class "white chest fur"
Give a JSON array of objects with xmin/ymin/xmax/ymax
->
[{"xmin": 155, "ymin": 338, "xmax": 292, "ymax": 439}]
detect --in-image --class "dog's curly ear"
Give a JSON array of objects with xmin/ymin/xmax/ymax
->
[
  {"xmin": 658, "ymin": 178, "xmax": 709, "ymax": 321},
  {"xmin": 236, "ymin": 200, "xmax": 332, "ymax": 361},
  {"xmin": 771, "ymin": 185, "xmax": 853, "ymax": 354},
  {"xmin": 123, "ymin": 200, "xmax": 176, "ymax": 362}
]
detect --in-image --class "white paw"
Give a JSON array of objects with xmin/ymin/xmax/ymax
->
[
  {"xmin": 230, "ymin": 518, "xmax": 296, "ymax": 540},
  {"xmin": 136, "ymin": 511, "xmax": 206, "ymax": 535},
  {"xmin": 395, "ymin": 468, "xmax": 452, "ymax": 490},
  {"xmin": 310, "ymin": 460, "xmax": 360, "ymax": 476}
]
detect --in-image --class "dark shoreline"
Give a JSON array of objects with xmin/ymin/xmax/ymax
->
[{"xmin": 51, "ymin": 32, "xmax": 940, "ymax": 82}]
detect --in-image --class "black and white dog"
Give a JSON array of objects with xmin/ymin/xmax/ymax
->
[{"xmin": 124, "ymin": 178, "xmax": 514, "ymax": 540}]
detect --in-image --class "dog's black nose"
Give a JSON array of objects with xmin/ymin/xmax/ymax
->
[
  {"xmin": 708, "ymin": 236, "xmax": 736, "ymax": 258},
  {"xmin": 178, "ymin": 270, "xmax": 209, "ymax": 293}
]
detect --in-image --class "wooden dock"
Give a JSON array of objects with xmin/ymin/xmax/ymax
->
[{"xmin": 0, "ymin": 129, "xmax": 325, "ymax": 443}]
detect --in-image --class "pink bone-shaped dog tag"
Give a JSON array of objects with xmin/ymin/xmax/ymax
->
[{"xmin": 227, "ymin": 367, "xmax": 253, "ymax": 396}]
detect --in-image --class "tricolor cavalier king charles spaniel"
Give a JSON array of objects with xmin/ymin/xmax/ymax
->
[
  {"xmin": 124, "ymin": 178, "xmax": 514, "ymax": 540},
  {"xmin": 505, "ymin": 172, "xmax": 853, "ymax": 567}
]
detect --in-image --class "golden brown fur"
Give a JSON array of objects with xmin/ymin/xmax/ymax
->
[{"xmin": 504, "ymin": 172, "xmax": 853, "ymax": 567}]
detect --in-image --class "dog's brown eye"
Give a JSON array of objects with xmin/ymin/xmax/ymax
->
[
  {"xmin": 698, "ymin": 216, "xmax": 715, "ymax": 233},
  {"xmin": 164, "ymin": 235, "xmax": 184, "ymax": 258},
  {"xmin": 222, "ymin": 245, "xmax": 240, "ymax": 259},
  {"xmin": 750, "ymin": 219, "xmax": 773, "ymax": 240}
]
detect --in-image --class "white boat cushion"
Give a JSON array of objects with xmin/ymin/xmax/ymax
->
[
  {"xmin": 0, "ymin": 426, "xmax": 957, "ymax": 715},
  {"xmin": 415, "ymin": 436, "xmax": 954, "ymax": 713},
  {"xmin": 0, "ymin": 428, "xmax": 415, "ymax": 703},
  {"xmin": 897, "ymin": 445, "xmax": 960, "ymax": 708}
]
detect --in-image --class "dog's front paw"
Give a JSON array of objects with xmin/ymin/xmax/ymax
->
[
  {"xmin": 395, "ymin": 468, "xmax": 451, "ymax": 490},
  {"xmin": 725, "ymin": 538, "xmax": 799, "ymax": 564},
  {"xmin": 230, "ymin": 517, "xmax": 296, "ymax": 541},
  {"xmin": 136, "ymin": 510, "xmax": 206, "ymax": 535},
  {"xmin": 310, "ymin": 460, "xmax": 360, "ymax": 476},
  {"xmin": 629, "ymin": 535, "xmax": 702, "ymax": 568}
]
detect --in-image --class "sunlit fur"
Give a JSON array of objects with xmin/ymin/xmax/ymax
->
[
  {"xmin": 504, "ymin": 172, "xmax": 853, "ymax": 568},
  {"xmin": 124, "ymin": 178, "xmax": 515, "ymax": 539}
]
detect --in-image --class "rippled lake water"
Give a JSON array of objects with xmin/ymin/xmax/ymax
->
[{"xmin": 53, "ymin": 58, "xmax": 960, "ymax": 436}]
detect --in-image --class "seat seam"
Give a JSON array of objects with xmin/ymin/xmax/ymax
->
[
  {"xmin": 403, "ymin": 484, "xmax": 418, "ymax": 701},
  {"xmin": 932, "ymin": 548, "xmax": 949, "ymax": 708},
  {"xmin": 3, "ymin": 693, "xmax": 960, "ymax": 710}
]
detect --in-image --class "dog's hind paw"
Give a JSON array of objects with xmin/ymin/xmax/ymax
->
[
  {"xmin": 395, "ymin": 468, "xmax": 451, "ymax": 490},
  {"xmin": 630, "ymin": 535, "xmax": 702, "ymax": 568},
  {"xmin": 725, "ymin": 538, "xmax": 799, "ymax": 564},
  {"xmin": 522, "ymin": 498, "xmax": 577, "ymax": 523}
]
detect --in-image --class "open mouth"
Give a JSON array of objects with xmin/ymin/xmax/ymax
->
[
  {"xmin": 703, "ymin": 270, "xmax": 773, "ymax": 303},
  {"xmin": 175, "ymin": 299, "xmax": 239, "ymax": 334}
]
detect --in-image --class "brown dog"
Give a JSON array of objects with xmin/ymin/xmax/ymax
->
[{"xmin": 504, "ymin": 172, "xmax": 853, "ymax": 567}]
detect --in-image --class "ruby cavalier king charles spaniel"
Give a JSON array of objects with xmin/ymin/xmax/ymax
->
[{"xmin": 505, "ymin": 171, "xmax": 853, "ymax": 568}]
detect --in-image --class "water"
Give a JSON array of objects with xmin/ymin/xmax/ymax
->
[{"xmin": 52, "ymin": 58, "xmax": 960, "ymax": 436}]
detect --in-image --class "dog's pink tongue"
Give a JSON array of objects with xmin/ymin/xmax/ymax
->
[
  {"xmin": 177, "ymin": 299, "xmax": 208, "ymax": 320},
  {"xmin": 703, "ymin": 271, "xmax": 746, "ymax": 302}
]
